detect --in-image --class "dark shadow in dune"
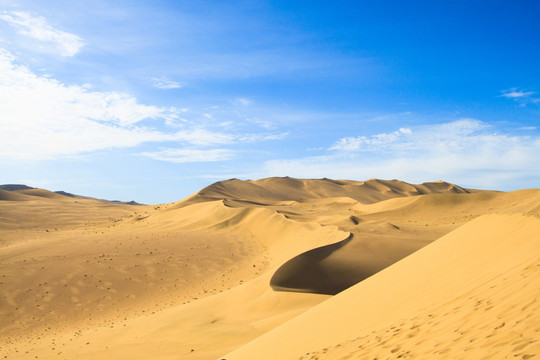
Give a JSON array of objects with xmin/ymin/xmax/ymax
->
[
  {"xmin": 271, "ymin": 234, "xmax": 368, "ymax": 295},
  {"xmin": 270, "ymin": 233, "xmax": 407, "ymax": 295}
]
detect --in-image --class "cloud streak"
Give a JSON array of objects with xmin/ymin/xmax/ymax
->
[
  {"xmin": 0, "ymin": 49, "xmax": 176, "ymax": 159},
  {"xmin": 142, "ymin": 148, "xmax": 235, "ymax": 163},
  {"xmin": 330, "ymin": 127, "xmax": 412, "ymax": 151},
  {"xmin": 329, "ymin": 119, "xmax": 490, "ymax": 153},
  {"xmin": 0, "ymin": 49, "xmax": 285, "ymax": 161},
  {"xmin": 500, "ymin": 88, "xmax": 539, "ymax": 105},
  {"xmin": 500, "ymin": 89, "xmax": 535, "ymax": 99},
  {"xmin": 151, "ymin": 77, "xmax": 183, "ymax": 89},
  {"xmin": 0, "ymin": 11, "xmax": 84, "ymax": 56},
  {"xmin": 264, "ymin": 119, "xmax": 540, "ymax": 190}
]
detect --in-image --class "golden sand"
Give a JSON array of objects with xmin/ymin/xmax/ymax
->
[{"xmin": 1, "ymin": 178, "xmax": 538, "ymax": 359}]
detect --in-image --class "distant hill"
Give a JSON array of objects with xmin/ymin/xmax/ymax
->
[
  {"xmin": 180, "ymin": 177, "xmax": 480, "ymax": 207},
  {"xmin": 53, "ymin": 190, "xmax": 83, "ymax": 198},
  {"xmin": 0, "ymin": 184, "xmax": 35, "ymax": 191},
  {"xmin": 0, "ymin": 184, "xmax": 141, "ymax": 205}
]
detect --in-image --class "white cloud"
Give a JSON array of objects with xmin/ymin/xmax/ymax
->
[
  {"xmin": 500, "ymin": 88, "xmax": 539, "ymax": 105},
  {"xmin": 168, "ymin": 128, "xmax": 235, "ymax": 146},
  {"xmin": 0, "ymin": 49, "xmax": 177, "ymax": 159},
  {"xmin": 0, "ymin": 50, "xmax": 204, "ymax": 159},
  {"xmin": 140, "ymin": 131, "xmax": 289, "ymax": 163},
  {"xmin": 330, "ymin": 127, "xmax": 412, "ymax": 151},
  {"xmin": 0, "ymin": 11, "xmax": 84, "ymax": 56},
  {"xmin": 500, "ymin": 88, "xmax": 535, "ymax": 99},
  {"xmin": 151, "ymin": 77, "xmax": 183, "ymax": 89},
  {"xmin": 263, "ymin": 119, "xmax": 540, "ymax": 190},
  {"xmin": 233, "ymin": 97, "xmax": 253, "ymax": 106},
  {"xmin": 0, "ymin": 49, "xmax": 286, "ymax": 161},
  {"xmin": 329, "ymin": 119, "xmax": 486, "ymax": 153},
  {"xmin": 142, "ymin": 148, "xmax": 234, "ymax": 163}
]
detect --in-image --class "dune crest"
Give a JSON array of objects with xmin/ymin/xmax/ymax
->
[
  {"xmin": 225, "ymin": 213, "xmax": 540, "ymax": 360},
  {"xmin": 180, "ymin": 177, "xmax": 475, "ymax": 207},
  {"xmin": 1, "ymin": 178, "xmax": 538, "ymax": 359}
]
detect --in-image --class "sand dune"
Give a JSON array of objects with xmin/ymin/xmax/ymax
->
[
  {"xmin": 225, "ymin": 213, "xmax": 540, "ymax": 359},
  {"xmin": 1, "ymin": 177, "xmax": 538, "ymax": 359},
  {"xmin": 0, "ymin": 188, "xmax": 34, "ymax": 201},
  {"xmin": 181, "ymin": 177, "xmax": 474, "ymax": 207},
  {"xmin": 0, "ymin": 184, "xmax": 35, "ymax": 191},
  {"xmin": 13, "ymin": 188, "xmax": 69, "ymax": 199}
]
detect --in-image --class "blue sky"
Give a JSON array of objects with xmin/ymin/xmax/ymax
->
[{"xmin": 1, "ymin": 0, "xmax": 539, "ymax": 204}]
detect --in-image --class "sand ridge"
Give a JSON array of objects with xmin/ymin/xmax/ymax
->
[
  {"xmin": 1, "ymin": 177, "xmax": 538, "ymax": 359},
  {"xmin": 180, "ymin": 177, "xmax": 475, "ymax": 208},
  {"xmin": 225, "ymin": 213, "xmax": 540, "ymax": 360}
]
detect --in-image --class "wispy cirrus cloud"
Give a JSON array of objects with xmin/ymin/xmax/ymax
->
[
  {"xmin": 263, "ymin": 119, "xmax": 540, "ymax": 190},
  {"xmin": 233, "ymin": 97, "xmax": 253, "ymax": 106},
  {"xmin": 142, "ymin": 148, "xmax": 235, "ymax": 163},
  {"xmin": 0, "ymin": 49, "xmax": 285, "ymax": 161},
  {"xmin": 151, "ymin": 77, "xmax": 183, "ymax": 89},
  {"xmin": 0, "ymin": 48, "xmax": 177, "ymax": 159},
  {"xmin": 500, "ymin": 88, "xmax": 539, "ymax": 106},
  {"xmin": 330, "ymin": 127, "xmax": 412, "ymax": 151},
  {"xmin": 137, "ymin": 130, "xmax": 289, "ymax": 164},
  {"xmin": 0, "ymin": 11, "xmax": 84, "ymax": 56},
  {"xmin": 329, "ymin": 119, "xmax": 489, "ymax": 153},
  {"xmin": 500, "ymin": 89, "xmax": 535, "ymax": 99}
]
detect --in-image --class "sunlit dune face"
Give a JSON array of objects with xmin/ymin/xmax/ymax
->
[{"xmin": 1, "ymin": 178, "xmax": 539, "ymax": 359}]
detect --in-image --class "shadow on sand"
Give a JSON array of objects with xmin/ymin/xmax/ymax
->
[{"xmin": 270, "ymin": 234, "xmax": 383, "ymax": 295}]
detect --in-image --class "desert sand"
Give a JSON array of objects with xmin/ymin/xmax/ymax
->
[{"xmin": 1, "ymin": 178, "xmax": 539, "ymax": 359}]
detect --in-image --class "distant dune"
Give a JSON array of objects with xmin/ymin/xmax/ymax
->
[
  {"xmin": 181, "ymin": 177, "xmax": 475, "ymax": 207},
  {"xmin": 1, "ymin": 177, "xmax": 538, "ymax": 359},
  {"xmin": 0, "ymin": 184, "xmax": 36, "ymax": 191},
  {"xmin": 0, "ymin": 184, "xmax": 141, "ymax": 205},
  {"xmin": 0, "ymin": 188, "xmax": 34, "ymax": 201}
]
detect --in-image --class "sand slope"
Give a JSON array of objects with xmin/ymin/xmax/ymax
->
[
  {"xmin": 225, "ymin": 213, "xmax": 540, "ymax": 359},
  {"xmin": 1, "ymin": 178, "xmax": 539, "ymax": 360},
  {"xmin": 181, "ymin": 177, "xmax": 474, "ymax": 207}
]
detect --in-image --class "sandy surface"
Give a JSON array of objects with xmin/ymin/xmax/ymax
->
[
  {"xmin": 1, "ymin": 178, "xmax": 538, "ymax": 359},
  {"xmin": 225, "ymin": 213, "xmax": 540, "ymax": 360}
]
